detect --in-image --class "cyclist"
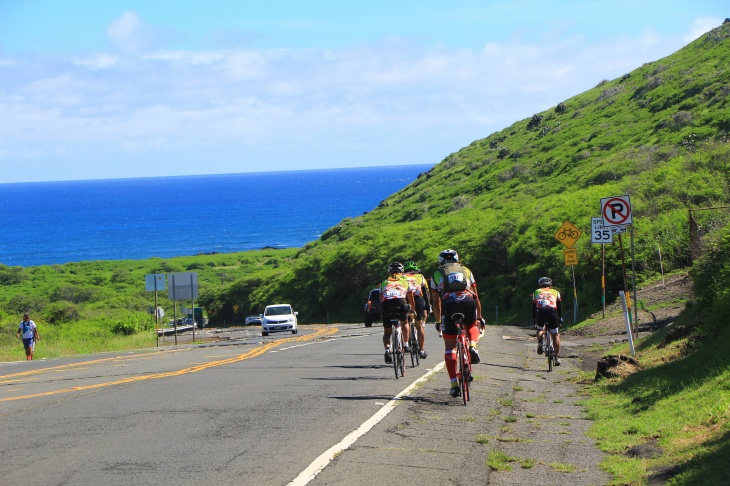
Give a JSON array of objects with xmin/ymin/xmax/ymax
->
[
  {"xmin": 533, "ymin": 276, "xmax": 563, "ymax": 365},
  {"xmin": 380, "ymin": 262, "xmax": 416, "ymax": 364},
  {"xmin": 429, "ymin": 249, "xmax": 485, "ymax": 398},
  {"xmin": 403, "ymin": 260, "xmax": 430, "ymax": 359}
]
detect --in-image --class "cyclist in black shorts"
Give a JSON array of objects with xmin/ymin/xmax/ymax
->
[
  {"xmin": 403, "ymin": 260, "xmax": 430, "ymax": 359},
  {"xmin": 429, "ymin": 249, "xmax": 485, "ymax": 398},
  {"xmin": 532, "ymin": 276, "xmax": 563, "ymax": 365},
  {"xmin": 380, "ymin": 262, "xmax": 416, "ymax": 364}
]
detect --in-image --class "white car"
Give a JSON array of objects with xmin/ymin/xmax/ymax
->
[{"xmin": 261, "ymin": 304, "xmax": 298, "ymax": 336}]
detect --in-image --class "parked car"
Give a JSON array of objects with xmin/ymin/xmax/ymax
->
[
  {"xmin": 261, "ymin": 304, "xmax": 298, "ymax": 336},
  {"xmin": 245, "ymin": 315, "xmax": 262, "ymax": 326},
  {"xmin": 363, "ymin": 288, "xmax": 381, "ymax": 327}
]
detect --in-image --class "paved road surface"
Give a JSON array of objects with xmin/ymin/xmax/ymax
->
[{"xmin": 0, "ymin": 323, "xmax": 611, "ymax": 485}]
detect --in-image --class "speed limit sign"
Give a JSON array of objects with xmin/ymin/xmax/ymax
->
[{"xmin": 591, "ymin": 217, "xmax": 613, "ymax": 244}]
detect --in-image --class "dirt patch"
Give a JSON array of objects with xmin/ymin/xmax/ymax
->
[
  {"xmin": 565, "ymin": 273, "xmax": 692, "ymax": 376},
  {"xmin": 566, "ymin": 274, "xmax": 691, "ymax": 338}
]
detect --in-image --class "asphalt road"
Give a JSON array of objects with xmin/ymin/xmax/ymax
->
[{"xmin": 0, "ymin": 323, "xmax": 611, "ymax": 486}]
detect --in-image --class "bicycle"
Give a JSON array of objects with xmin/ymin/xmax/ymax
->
[
  {"xmin": 390, "ymin": 318, "xmax": 405, "ymax": 379},
  {"xmin": 408, "ymin": 313, "xmax": 420, "ymax": 368},
  {"xmin": 451, "ymin": 313, "xmax": 472, "ymax": 405},
  {"xmin": 542, "ymin": 330, "xmax": 556, "ymax": 372}
]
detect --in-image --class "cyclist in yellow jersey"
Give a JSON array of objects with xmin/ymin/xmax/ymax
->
[
  {"xmin": 380, "ymin": 262, "xmax": 416, "ymax": 364},
  {"xmin": 532, "ymin": 276, "xmax": 563, "ymax": 365},
  {"xmin": 429, "ymin": 249, "xmax": 486, "ymax": 398},
  {"xmin": 403, "ymin": 261, "xmax": 430, "ymax": 359}
]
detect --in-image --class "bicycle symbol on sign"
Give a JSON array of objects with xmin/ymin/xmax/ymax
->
[{"xmin": 556, "ymin": 227, "xmax": 579, "ymax": 241}]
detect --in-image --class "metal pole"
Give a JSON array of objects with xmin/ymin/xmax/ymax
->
[
  {"xmin": 657, "ymin": 238, "xmax": 665, "ymax": 288},
  {"xmin": 172, "ymin": 275, "xmax": 178, "ymax": 345},
  {"xmin": 601, "ymin": 244, "xmax": 605, "ymax": 318},
  {"xmin": 572, "ymin": 264, "xmax": 578, "ymax": 323},
  {"xmin": 630, "ymin": 226, "xmax": 638, "ymax": 336},
  {"xmin": 618, "ymin": 234, "xmax": 633, "ymax": 334},
  {"xmin": 190, "ymin": 273, "xmax": 195, "ymax": 342},
  {"xmin": 154, "ymin": 280, "xmax": 159, "ymax": 348}
]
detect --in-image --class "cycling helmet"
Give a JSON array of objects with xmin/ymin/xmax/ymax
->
[
  {"xmin": 538, "ymin": 277, "xmax": 552, "ymax": 287},
  {"xmin": 387, "ymin": 262, "xmax": 404, "ymax": 274},
  {"xmin": 403, "ymin": 261, "xmax": 419, "ymax": 272},
  {"xmin": 438, "ymin": 249, "xmax": 459, "ymax": 264}
]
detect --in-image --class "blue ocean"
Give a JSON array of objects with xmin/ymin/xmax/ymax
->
[{"xmin": 0, "ymin": 165, "xmax": 432, "ymax": 267}]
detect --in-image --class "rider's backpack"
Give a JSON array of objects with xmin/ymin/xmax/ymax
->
[{"xmin": 438, "ymin": 262, "xmax": 468, "ymax": 291}]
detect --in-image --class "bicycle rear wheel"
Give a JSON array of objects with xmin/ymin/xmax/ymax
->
[
  {"xmin": 457, "ymin": 342, "xmax": 469, "ymax": 405},
  {"xmin": 392, "ymin": 327, "xmax": 400, "ymax": 379},
  {"xmin": 546, "ymin": 334, "xmax": 553, "ymax": 373},
  {"xmin": 410, "ymin": 325, "xmax": 419, "ymax": 367}
]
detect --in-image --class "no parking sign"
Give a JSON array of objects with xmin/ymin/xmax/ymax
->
[{"xmin": 600, "ymin": 195, "xmax": 633, "ymax": 226}]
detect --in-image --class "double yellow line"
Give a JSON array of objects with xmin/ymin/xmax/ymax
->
[{"xmin": 1, "ymin": 326, "xmax": 338, "ymax": 403}]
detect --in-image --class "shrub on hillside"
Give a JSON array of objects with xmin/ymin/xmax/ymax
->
[
  {"xmin": 690, "ymin": 221, "xmax": 730, "ymax": 314},
  {"xmin": 45, "ymin": 301, "xmax": 80, "ymax": 325}
]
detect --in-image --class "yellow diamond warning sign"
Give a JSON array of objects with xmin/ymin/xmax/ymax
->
[{"xmin": 554, "ymin": 220, "xmax": 582, "ymax": 248}]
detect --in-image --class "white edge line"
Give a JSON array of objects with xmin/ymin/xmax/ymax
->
[{"xmin": 287, "ymin": 362, "xmax": 444, "ymax": 486}]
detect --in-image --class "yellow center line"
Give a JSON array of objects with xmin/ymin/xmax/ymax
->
[{"xmin": 1, "ymin": 326, "xmax": 338, "ymax": 403}]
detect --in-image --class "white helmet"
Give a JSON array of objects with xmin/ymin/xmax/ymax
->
[{"xmin": 438, "ymin": 249, "xmax": 459, "ymax": 264}]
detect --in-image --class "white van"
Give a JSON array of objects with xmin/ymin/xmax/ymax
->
[{"xmin": 260, "ymin": 304, "xmax": 298, "ymax": 336}]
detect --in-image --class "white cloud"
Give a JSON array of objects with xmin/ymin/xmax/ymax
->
[
  {"xmin": 0, "ymin": 16, "xmax": 721, "ymax": 182},
  {"xmin": 685, "ymin": 17, "xmax": 723, "ymax": 44},
  {"xmin": 107, "ymin": 11, "xmax": 150, "ymax": 53}
]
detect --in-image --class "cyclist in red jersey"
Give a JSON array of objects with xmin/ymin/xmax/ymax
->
[
  {"xmin": 533, "ymin": 276, "xmax": 563, "ymax": 365},
  {"xmin": 380, "ymin": 262, "xmax": 416, "ymax": 364},
  {"xmin": 403, "ymin": 260, "xmax": 430, "ymax": 359},
  {"xmin": 429, "ymin": 249, "xmax": 485, "ymax": 398}
]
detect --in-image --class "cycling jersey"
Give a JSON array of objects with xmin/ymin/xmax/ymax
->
[
  {"xmin": 533, "ymin": 287, "xmax": 561, "ymax": 310},
  {"xmin": 430, "ymin": 266, "xmax": 476, "ymax": 303},
  {"xmin": 380, "ymin": 275, "xmax": 411, "ymax": 301}
]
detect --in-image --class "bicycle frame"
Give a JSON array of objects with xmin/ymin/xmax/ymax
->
[
  {"xmin": 408, "ymin": 314, "xmax": 420, "ymax": 367},
  {"xmin": 390, "ymin": 318, "xmax": 405, "ymax": 378},
  {"xmin": 452, "ymin": 313, "xmax": 472, "ymax": 405}
]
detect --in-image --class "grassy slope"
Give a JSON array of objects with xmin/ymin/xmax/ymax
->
[{"xmin": 250, "ymin": 22, "xmax": 730, "ymax": 324}]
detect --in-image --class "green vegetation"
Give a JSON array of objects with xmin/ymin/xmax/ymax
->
[
  {"xmin": 584, "ymin": 218, "xmax": 730, "ymax": 484},
  {"xmin": 0, "ymin": 249, "xmax": 298, "ymax": 360}
]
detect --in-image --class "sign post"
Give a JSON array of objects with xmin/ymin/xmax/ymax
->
[
  {"xmin": 600, "ymin": 195, "xmax": 637, "ymax": 336},
  {"xmin": 591, "ymin": 217, "xmax": 612, "ymax": 317},
  {"xmin": 145, "ymin": 274, "xmax": 166, "ymax": 347},
  {"xmin": 555, "ymin": 221, "xmax": 582, "ymax": 323},
  {"xmin": 168, "ymin": 273, "xmax": 199, "ymax": 345}
]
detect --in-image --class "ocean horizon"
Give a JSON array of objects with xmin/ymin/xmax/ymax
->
[{"xmin": 0, "ymin": 164, "xmax": 433, "ymax": 267}]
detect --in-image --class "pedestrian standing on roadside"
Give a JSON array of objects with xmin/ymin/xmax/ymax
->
[{"xmin": 17, "ymin": 313, "xmax": 40, "ymax": 361}]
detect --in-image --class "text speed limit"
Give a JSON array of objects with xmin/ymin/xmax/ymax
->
[{"xmin": 591, "ymin": 217, "xmax": 613, "ymax": 244}]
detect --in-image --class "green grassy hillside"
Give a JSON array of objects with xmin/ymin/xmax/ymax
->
[{"xmin": 220, "ymin": 21, "xmax": 730, "ymax": 324}]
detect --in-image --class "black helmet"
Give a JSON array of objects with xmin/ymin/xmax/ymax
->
[
  {"xmin": 538, "ymin": 277, "xmax": 552, "ymax": 287},
  {"xmin": 403, "ymin": 261, "xmax": 419, "ymax": 272},
  {"xmin": 387, "ymin": 262, "xmax": 404, "ymax": 274},
  {"xmin": 438, "ymin": 249, "xmax": 459, "ymax": 264}
]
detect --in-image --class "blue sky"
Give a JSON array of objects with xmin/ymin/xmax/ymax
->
[{"xmin": 0, "ymin": 1, "xmax": 725, "ymax": 183}]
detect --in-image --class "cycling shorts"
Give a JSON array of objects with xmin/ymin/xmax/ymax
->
[
  {"xmin": 535, "ymin": 308, "xmax": 560, "ymax": 332},
  {"xmin": 413, "ymin": 295, "xmax": 427, "ymax": 320},
  {"xmin": 381, "ymin": 299, "xmax": 410, "ymax": 329},
  {"xmin": 441, "ymin": 297, "xmax": 477, "ymax": 336}
]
